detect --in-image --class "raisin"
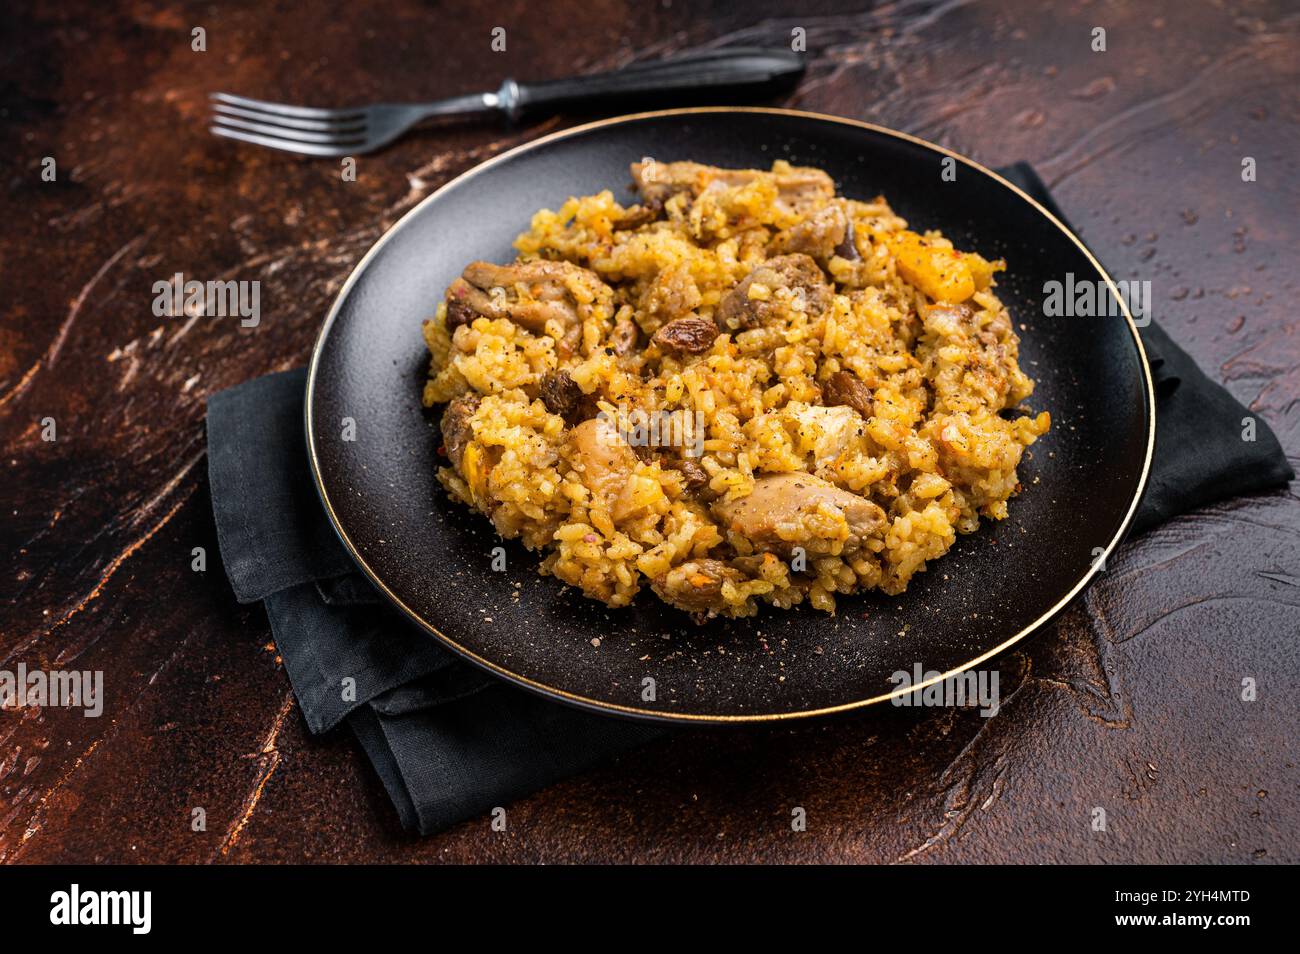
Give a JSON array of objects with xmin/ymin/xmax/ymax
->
[
  {"xmin": 675, "ymin": 459, "xmax": 709, "ymax": 490},
  {"xmin": 445, "ymin": 296, "xmax": 478, "ymax": 330},
  {"xmin": 833, "ymin": 217, "xmax": 860, "ymax": 261},
  {"xmin": 611, "ymin": 315, "xmax": 640, "ymax": 355},
  {"xmin": 539, "ymin": 371, "xmax": 581, "ymax": 417},
  {"xmin": 652, "ymin": 316, "xmax": 719, "ymax": 355},
  {"xmin": 539, "ymin": 370, "xmax": 595, "ymax": 424},
  {"xmin": 823, "ymin": 371, "xmax": 874, "ymax": 418},
  {"xmin": 440, "ymin": 393, "xmax": 480, "ymax": 469}
]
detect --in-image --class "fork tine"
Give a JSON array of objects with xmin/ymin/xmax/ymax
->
[
  {"xmin": 212, "ymin": 102, "xmax": 365, "ymax": 133},
  {"xmin": 211, "ymin": 114, "xmax": 366, "ymax": 146},
  {"xmin": 210, "ymin": 92, "xmax": 365, "ymax": 122},
  {"xmin": 209, "ymin": 124, "xmax": 359, "ymax": 158}
]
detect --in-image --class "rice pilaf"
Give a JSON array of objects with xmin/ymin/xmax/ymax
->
[{"xmin": 422, "ymin": 159, "xmax": 1049, "ymax": 619}]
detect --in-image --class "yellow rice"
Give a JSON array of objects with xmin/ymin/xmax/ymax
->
[{"xmin": 422, "ymin": 160, "xmax": 1049, "ymax": 618}]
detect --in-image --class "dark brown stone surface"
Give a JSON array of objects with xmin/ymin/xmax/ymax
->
[{"xmin": 1, "ymin": 0, "xmax": 1296, "ymax": 863}]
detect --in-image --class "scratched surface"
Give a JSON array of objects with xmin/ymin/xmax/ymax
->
[{"xmin": 1, "ymin": 0, "xmax": 1297, "ymax": 863}]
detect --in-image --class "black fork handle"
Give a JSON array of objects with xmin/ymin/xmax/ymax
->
[{"xmin": 504, "ymin": 48, "xmax": 806, "ymax": 118}]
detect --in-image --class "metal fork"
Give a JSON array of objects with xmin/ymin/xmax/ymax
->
[{"xmin": 209, "ymin": 48, "xmax": 805, "ymax": 157}]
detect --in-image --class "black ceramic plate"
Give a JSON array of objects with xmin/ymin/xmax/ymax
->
[{"xmin": 307, "ymin": 108, "xmax": 1153, "ymax": 724}]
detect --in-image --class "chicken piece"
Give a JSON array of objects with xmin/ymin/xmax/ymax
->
[
  {"xmin": 715, "ymin": 254, "xmax": 832, "ymax": 330},
  {"xmin": 440, "ymin": 392, "xmax": 480, "ymax": 470},
  {"xmin": 651, "ymin": 559, "xmax": 746, "ymax": 615},
  {"xmin": 571, "ymin": 417, "xmax": 672, "ymax": 522},
  {"xmin": 441, "ymin": 393, "xmax": 501, "ymax": 501},
  {"xmin": 713, "ymin": 472, "xmax": 886, "ymax": 558},
  {"xmin": 612, "ymin": 200, "xmax": 662, "ymax": 231},
  {"xmin": 567, "ymin": 415, "xmax": 670, "ymax": 525},
  {"xmin": 764, "ymin": 166, "xmax": 837, "ymax": 217},
  {"xmin": 629, "ymin": 160, "xmax": 686, "ymax": 208},
  {"xmin": 446, "ymin": 259, "xmax": 612, "ymax": 354},
  {"xmin": 630, "ymin": 160, "xmax": 835, "ymax": 218},
  {"xmin": 570, "ymin": 417, "xmax": 636, "ymax": 498},
  {"xmin": 782, "ymin": 403, "xmax": 863, "ymax": 465},
  {"xmin": 769, "ymin": 201, "xmax": 850, "ymax": 262}
]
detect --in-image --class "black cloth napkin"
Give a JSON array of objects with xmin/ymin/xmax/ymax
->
[
  {"xmin": 206, "ymin": 165, "xmax": 1292, "ymax": 836},
  {"xmin": 1000, "ymin": 163, "xmax": 1292, "ymax": 533},
  {"xmin": 207, "ymin": 370, "xmax": 663, "ymax": 834}
]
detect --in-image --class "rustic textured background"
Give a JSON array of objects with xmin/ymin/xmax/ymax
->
[{"xmin": 2, "ymin": 0, "xmax": 1296, "ymax": 863}]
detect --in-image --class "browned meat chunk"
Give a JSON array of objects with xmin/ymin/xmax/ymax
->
[
  {"xmin": 769, "ymin": 202, "xmax": 848, "ymax": 262},
  {"xmin": 766, "ymin": 167, "xmax": 838, "ymax": 217},
  {"xmin": 440, "ymin": 392, "xmax": 480, "ymax": 470},
  {"xmin": 448, "ymin": 260, "xmax": 612, "ymax": 356},
  {"xmin": 822, "ymin": 370, "xmax": 873, "ymax": 418},
  {"xmin": 713, "ymin": 472, "xmax": 886, "ymax": 558},
  {"xmin": 612, "ymin": 200, "xmax": 662, "ymax": 231},
  {"xmin": 652, "ymin": 315, "xmax": 719, "ymax": 355},
  {"xmin": 457, "ymin": 260, "xmax": 590, "ymax": 331},
  {"xmin": 630, "ymin": 160, "xmax": 689, "ymax": 208},
  {"xmin": 715, "ymin": 253, "xmax": 833, "ymax": 330},
  {"xmin": 651, "ymin": 559, "xmax": 746, "ymax": 615}
]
